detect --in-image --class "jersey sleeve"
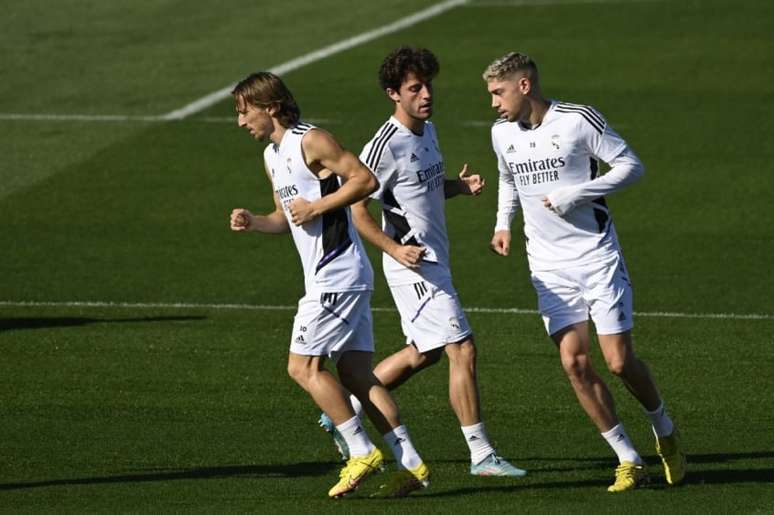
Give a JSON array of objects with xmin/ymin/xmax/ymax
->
[
  {"xmin": 579, "ymin": 107, "xmax": 629, "ymax": 163},
  {"xmin": 491, "ymin": 128, "xmax": 521, "ymax": 232},
  {"xmin": 359, "ymin": 141, "xmax": 398, "ymax": 201}
]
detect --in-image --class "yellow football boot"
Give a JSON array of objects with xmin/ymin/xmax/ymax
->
[
  {"xmin": 328, "ymin": 447, "xmax": 384, "ymax": 498},
  {"xmin": 607, "ymin": 461, "xmax": 649, "ymax": 492},
  {"xmin": 656, "ymin": 429, "xmax": 687, "ymax": 485},
  {"xmin": 370, "ymin": 462, "xmax": 430, "ymax": 498}
]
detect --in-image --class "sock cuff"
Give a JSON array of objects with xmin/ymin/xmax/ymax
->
[
  {"xmin": 336, "ymin": 415, "xmax": 361, "ymax": 432},
  {"xmin": 643, "ymin": 401, "xmax": 665, "ymax": 416},
  {"xmin": 461, "ymin": 422, "xmax": 485, "ymax": 434},
  {"xmin": 383, "ymin": 425, "xmax": 408, "ymax": 441},
  {"xmin": 600, "ymin": 423, "xmax": 624, "ymax": 439}
]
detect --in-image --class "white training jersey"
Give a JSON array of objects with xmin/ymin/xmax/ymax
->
[
  {"xmin": 360, "ymin": 117, "xmax": 451, "ymax": 286},
  {"xmin": 491, "ymin": 101, "xmax": 629, "ymax": 271},
  {"xmin": 263, "ymin": 121, "xmax": 373, "ymax": 294}
]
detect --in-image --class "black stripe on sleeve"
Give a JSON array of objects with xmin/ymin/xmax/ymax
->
[
  {"xmin": 365, "ymin": 123, "xmax": 391, "ymax": 166},
  {"xmin": 555, "ymin": 104, "xmax": 604, "ymax": 134},
  {"xmin": 558, "ymin": 103, "xmax": 605, "ymax": 128},
  {"xmin": 365, "ymin": 124, "xmax": 398, "ymax": 170}
]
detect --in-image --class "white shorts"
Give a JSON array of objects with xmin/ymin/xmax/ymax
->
[
  {"xmin": 530, "ymin": 254, "xmax": 634, "ymax": 336},
  {"xmin": 289, "ymin": 290, "xmax": 374, "ymax": 362},
  {"xmin": 389, "ymin": 277, "xmax": 472, "ymax": 353}
]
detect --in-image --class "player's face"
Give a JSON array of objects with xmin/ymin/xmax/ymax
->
[
  {"xmin": 488, "ymin": 76, "xmax": 528, "ymax": 122},
  {"xmin": 390, "ymin": 72, "xmax": 433, "ymax": 121},
  {"xmin": 235, "ymin": 96, "xmax": 273, "ymax": 141}
]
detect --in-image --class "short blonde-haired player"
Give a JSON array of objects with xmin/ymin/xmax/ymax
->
[
  {"xmin": 483, "ymin": 53, "xmax": 686, "ymax": 492},
  {"xmin": 229, "ymin": 71, "xmax": 428, "ymax": 498}
]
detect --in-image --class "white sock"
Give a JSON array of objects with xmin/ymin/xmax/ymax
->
[
  {"xmin": 461, "ymin": 422, "xmax": 496, "ymax": 465},
  {"xmin": 348, "ymin": 394, "xmax": 364, "ymax": 419},
  {"xmin": 644, "ymin": 401, "xmax": 674, "ymax": 438},
  {"xmin": 383, "ymin": 425, "xmax": 423, "ymax": 470},
  {"xmin": 336, "ymin": 415, "xmax": 374, "ymax": 458},
  {"xmin": 601, "ymin": 423, "xmax": 642, "ymax": 464}
]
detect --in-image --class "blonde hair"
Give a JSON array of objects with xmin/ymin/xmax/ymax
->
[
  {"xmin": 232, "ymin": 72, "xmax": 300, "ymax": 128},
  {"xmin": 482, "ymin": 52, "xmax": 538, "ymax": 82}
]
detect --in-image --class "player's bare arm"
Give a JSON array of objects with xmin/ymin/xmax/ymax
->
[
  {"xmin": 351, "ymin": 198, "xmax": 426, "ymax": 269},
  {"xmin": 287, "ymin": 129, "xmax": 378, "ymax": 225},
  {"xmin": 444, "ymin": 163, "xmax": 485, "ymax": 199},
  {"xmin": 230, "ymin": 164, "xmax": 290, "ymax": 234}
]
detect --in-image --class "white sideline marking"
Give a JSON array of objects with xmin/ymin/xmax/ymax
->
[
  {"xmin": 0, "ymin": 113, "xmax": 338, "ymax": 125},
  {"xmin": 1, "ymin": 1, "xmax": 467, "ymax": 124},
  {"xmin": 1, "ymin": 300, "xmax": 771, "ymax": 321},
  {"xmin": 466, "ymin": 0, "xmax": 658, "ymax": 6},
  {"xmin": 160, "ymin": 0, "xmax": 469, "ymax": 120},
  {"xmin": 0, "ymin": 113, "xmax": 164, "ymax": 122}
]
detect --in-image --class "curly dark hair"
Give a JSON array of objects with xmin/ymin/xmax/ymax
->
[{"xmin": 378, "ymin": 47, "xmax": 440, "ymax": 92}]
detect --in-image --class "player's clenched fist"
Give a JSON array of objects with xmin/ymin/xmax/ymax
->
[
  {"xmin": 490, "ymin": 230, "xmax": 511, "ymax": 256},
  {"xmin": 230, "ymin": 208, "xmax": 254, "ymax": 231},
  {"xmin": 288, "ymin": 197, "xmax": 317, "ymax": 225}
]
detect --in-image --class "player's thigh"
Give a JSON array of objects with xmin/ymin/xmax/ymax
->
[
  {"xmin": 286, "ymin": 351, "xmax": 326, "ymax": 384},
  {"xmin": 584, "ymin": 256, "xmax": 634, "ymax": 336},
  {"xmin": 530, "ymin": 269, "xmax": 588, "ymax": 336},
  {"xmin": 389, "ymin": 279, "xmax": 472, "ymax": 354},
  {"xmin": 551, "ymin": 321, "xmax": 596, "ymax": 374}
]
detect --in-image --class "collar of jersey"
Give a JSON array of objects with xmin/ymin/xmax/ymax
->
[
  {"xmin": 518, "ymin": 99, "xmax": 556, "ymax": 131},
  {"xmin": 390, "ymin": 115, "xmax": 428, "ymax": 137}
]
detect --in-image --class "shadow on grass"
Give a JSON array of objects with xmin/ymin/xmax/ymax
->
[
  {"xmin": 2, "ymin": 454, "xmax": 772, "ymax": 494},
  {"xmin": 0, "ymin": 462, "xmax": 337, "ymax": 491},
  {"xmin": 412, "ymin": 452, "xmax": 774, "ymax": 497},
  {"xmin": 0, "ymin": 316, "xmax": 206, "ymax": 331}
]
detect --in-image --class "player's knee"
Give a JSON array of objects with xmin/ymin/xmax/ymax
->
[
  {"xmin": 605, "ymin": 356, "xmax": 628, "ymax": 376},
  {"xmin": 560, "ymin": 353, "xmax": 591, "ymax": 380},
  {"xmin": 445, "ymin": 338, "xmax": 476, "ymax": 367},
  {"xmin": 287, "ymin": 360, "xmax": 312, "ymax": 387}
]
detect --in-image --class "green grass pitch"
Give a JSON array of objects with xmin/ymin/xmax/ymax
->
[{"xmin": 1, "ymin": 0, "xmax": 773, "ymax": 512}]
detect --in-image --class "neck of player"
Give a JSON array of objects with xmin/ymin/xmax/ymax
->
[
  {"xmin": 522, "ymin": 96, "xmax": 551, "ymax": 128},
  {"xmin": 269, "ymin": 122, "xmax": 287, "ymax": 145},
  {"xmin": 393, "ymin": 108, "xmax": 426, "ymax": 136}
]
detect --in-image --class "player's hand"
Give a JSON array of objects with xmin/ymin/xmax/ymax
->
[
  {"xmin": 458, "ymin": 163, "xmax": 485, "ymax": 196},
  {"xmin": 288, "ymin": 197, "xmax": 317, "ymax": 225},
  {"xmin": 230, "ymin": 208, "xmax": 254, "ymax": 231},
  {"xmin": 490, "ymin": 230, "xmax": 511, "ymax": 256},
  {"xmin": 543, "ymin": 186, "xmax": 579, "ymax": 216},
  {"xmin": 390, "ymin": 244, "xmax": 426, "ymax": 269}
]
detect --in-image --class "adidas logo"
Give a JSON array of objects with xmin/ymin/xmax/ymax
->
[
  {"xmin": 616, "ymin": 434, "xmax": 625, "ymax": 442},
  {"xmin": 618, "ymin": 312, "xmax": 626, "ymax": 321},
  {"xmin": 468, "ymin": 435, "xmax": 480, "ymax": 442},
  {"xmin": 506, "ymin": 144, "xmax": 516, "ymax": 153},
  {"xmin": 410, "ymin": 153, "xmax": 419, "ymax": 162},
  {"xmin": 393, "ymin": 437, "xmax": 406, "ymax": 446},
  {"xmin": 353, "ymin": 426, "xmax": 363, "ymax": 435},
  {"xmin": 294, "ymin": 335, "xmax": 305, "ymax": 344}
]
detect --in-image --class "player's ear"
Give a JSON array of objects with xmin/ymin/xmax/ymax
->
[
  {"xmin": 386, "ymin": 88, "xmax": 400, "ymax": 103},
  {"xmin": 266, "ymin": 103, "xmax": 279, "ymax": 117},
  {"xmin": 519, "ymin": 76, "xmax": 531, "ymax": 95}
]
